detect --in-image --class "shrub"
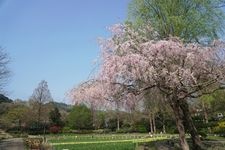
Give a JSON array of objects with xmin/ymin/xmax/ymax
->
[
  {"xmin": 49, "ymin": 125, "xmax": 61, "ymax": 134},
  {"xmin": 198, "ymin": 129, "xmax": 207, "ymax": 139},
  {"xmin": 92, "ymin": 129, "xmax": 111, "ymax": 134},
  {"xmin": 106, "ymin": 118, "xmax": 119, "ymax": 131},
  {"xmin": 27, "ymin": 122, "xmax": 49, "ymax": 135},
  {"xmin": 212, "ymin": 120, "xmax": 225, "ymax": 135},
  {"xmin": 135, "ymin": 125, "xmax": 148, "ymax": 133},
  {"xmin": 116, "ymin": 127, "xmax": 131, "ymax": 133},
  {"xmin": 25, "ymin": 138, "xmax": 43, "ymax": 149},
  {"xmin": 62, "ymin": 126, "xmax": 72, "ymax": 133}
]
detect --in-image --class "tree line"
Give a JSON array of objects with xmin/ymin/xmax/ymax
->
[{"xmin": 0, "ymin": 81, "xmax": 224, "ymax": 137}]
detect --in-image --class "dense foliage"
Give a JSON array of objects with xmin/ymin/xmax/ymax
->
[
  {"xmin": 128, "ymin": 0, "xmax": 225, "ymax": 43},
  {"xmin": 66, "ymin": 105, "xmax": 93, "ymax": 130}
]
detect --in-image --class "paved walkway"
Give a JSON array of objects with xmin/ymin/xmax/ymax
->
[{"xmin": 0, "ymin": 138, "xmax": 25, "ymax": 150}]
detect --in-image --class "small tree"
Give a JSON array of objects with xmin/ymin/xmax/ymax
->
[
  {"xmin": 29, "ymin": 80, "xmax": 53, "ymax": 128},
  {"xmin": 49, "ymin": 107, "xmax": 62, "ymax": 126},
  {"xmin": 67, "ymin": 104, "xmax": 93, "ymax": 130},
  {"xmin": 30, "ymin": 81, "xmax": 53, "ymax": 139}
]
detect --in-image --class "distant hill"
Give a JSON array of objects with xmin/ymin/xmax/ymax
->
[
  {"xmin": 50, "ymin": 101, "xmax": 72, "ymax": 112},
  {"xmin": 0, "ymin": 94, "xmax": 13, "ymax": 103}
]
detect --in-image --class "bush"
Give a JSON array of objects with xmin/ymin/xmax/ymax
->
[
  {"xmin": 6, "ymin": 126, "xmax": 22, "ymax": 134},
  {"xmin": 212, "ymin": 120, "xmax": 225, "ymax": 134},
  {"xmin": 135, "ymin": 125, "xmax": 148, "ymax": 133},
  {"xmin": 70, "ymin": 130, "xmax": 93, "ymax": 134},
  {"xmin": 106, "ymin": 118, "xmax": 119, "ymax": 131},
  {"xmin": 49, "ymin": 125, "xmax": 61, "ymax": 134},
  {"xmin": 129, "ymin": 118, "xmax": 148, "ymax": 133},
  {"xmin": 27, "ymin": 122, "xmax": 49, "ymax": 135},
  {"xmin": 62, "ymin": 126, "xmax": 72, "ymax": 133},
  {"xmin": 92, "ymin": 129, "xmax": 111, "ymax": 134},
  {"xmin": 116, "ymin": 127, "xmax": 131, "ymax": 133},
  {"xmin": 198, "ymin": 129, "xmax": 207, "ymax": 139},
  {"xmin": 67, "ymin": 105, "xmax": 93, "ymax": 130}
]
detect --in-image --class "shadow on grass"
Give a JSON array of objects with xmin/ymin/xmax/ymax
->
[{"xmin": 138, "ymin": 137, "xmax": 225, "ymax": 150}]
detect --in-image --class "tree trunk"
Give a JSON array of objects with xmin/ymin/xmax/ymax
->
[
  {"xmin": 162, "ymin": 114, "xmax": 166, "ymax": 133},
  {"xmin": 180, "ymin": 100, "xmax": 204, "ymax": 150},
  {"xmin": 170, "ymin": 98, "xmax": 189, "ymax": 150},
  {"xmin": 152, "ymin": 112, "xmax": 156, "ymax": 133},
  {"xmin": 163, "ymin": 123, "xmax": 166, "ymax": 133},
  {"xmin": 202, "ymin": 102, "xmax": 208, "ymax": 124},
  {"xmin": 115, "ymin": 101, "xmax": 120, "ymax": 131},
  {"xmin": 117, "ymin": 114, "xmax": 120, "ymax": 131},
  {"xmin": 202, "ymin": 101, "xmax": 211, "ymax": 133},
  {"xmin": 38, "ymin": 103, "xmax": 41, "ymax": 124},
  {"xmin": 43, "ymin": 120, "xmax": 46, "ymax": 143},
  {"xmin": 149, "ymin": 112, "xmax": 153, "ymax": 133},
  {"xmin": 90, "ymin": 104, "xmax": 96, "ymax": 129}
]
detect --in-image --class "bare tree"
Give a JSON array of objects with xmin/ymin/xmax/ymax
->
[
  {"xmin": 0, "ymin": 48, "xmax": 10, "ymax": 93},
  {"xmin": 29, "ymin": 80, "xmax": 53, "ymax": 124}
]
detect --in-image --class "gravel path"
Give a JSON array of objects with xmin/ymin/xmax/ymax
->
[{"xmin": 0, "ymin": 138, "xmax": 25, "ymax": 150}]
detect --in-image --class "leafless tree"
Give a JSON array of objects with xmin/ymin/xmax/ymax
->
[
  {"xmin": 0, "ymin": 48, "xmax": 10, "ymax": 94},
  {"xmin": 29, "ymin": 80, "xmax": 53, "ymax": 124}
]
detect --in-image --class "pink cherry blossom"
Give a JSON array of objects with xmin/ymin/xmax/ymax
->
[{"xmin": 70, "ymin": 23, "xmax": 225, "ymax": 113}]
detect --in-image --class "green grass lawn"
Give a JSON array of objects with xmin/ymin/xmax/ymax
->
[
  {"xmin": 53, "ymin": 142, "xmax": 135, "ymax": 150},
  {"xmin": 47, "ymin": 133, "xmax": 170, "ymax": 150},
  {"xmin": 48, "ymin": 133, "xmax": 148, "ymax": 143},
  {"xmin": 46, "ymin": 133, "xmax": 225, "ymax": 150},
  {"xmin": 206, "ymin": 135, "xmax": 225, "ymax": 141}
]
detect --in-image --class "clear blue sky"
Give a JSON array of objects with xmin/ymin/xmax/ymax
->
[{"xmin": 0, "ymin": 0, "xmax": 130, "ymax": 103}]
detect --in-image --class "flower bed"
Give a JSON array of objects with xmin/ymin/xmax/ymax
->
[{"xmin": 25, "ymin": 137, "xmax": 43, "ymax": 149}]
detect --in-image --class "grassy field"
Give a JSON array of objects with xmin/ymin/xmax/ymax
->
[
  {"xmin": 47, "ymin": 133, "xmax": 170, "ymax": 150},
  {"xmin": 45, "ymin": 134, "xmax": 225, "ymax": 150},
  {"xmin": 206, "ymin": 135, "xmax": 225, "ymax": 141},
  {"xmin": 53, "ymin": 142, "xmax": 135, "ymax": 150}
]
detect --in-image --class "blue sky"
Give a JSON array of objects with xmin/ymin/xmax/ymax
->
[{"xmin": 0, "ymin": 0, "xmax": 130, "ymax": 103}]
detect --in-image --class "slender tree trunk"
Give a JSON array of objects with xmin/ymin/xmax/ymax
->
[
  {"xmin": 18, "ymin": 119, "xmax": 22, "ymax": 134},
  {"xmin": 149, "ymin": 112, "xmax": 153, "ymax": 133},
  {"xmin": 116, "ymin": 109, "xmax": 120, "ymax": 131},
  {"xmin": 117, "ymin": 113, "xmax": 120, "ymax": 131},
  {"xmin": 180, "ymin": 100, "xmax": 204, "ymax": 150},
  {"xmin": 43, "ymin": 120, "xmax": 46, "ymax": 143},
  {"xmin": 170, "ymin": 98, "xmax": 189, "ymax": 150},
  {"xmin": 131, "ymin": 112, "xmax": 135, "ymax": 129},
  {"xmin": 202, "ymin": 102, "xmax": 208, "ymax": 124},
  {"xmin": 90, "ymin": 104, "xmax": 96, "ymax": 129},
  {"xmin": 162, "ymin": 114, "xmax": 166, "ymax": 133},
  {"xmin": 38, "ymin": 103, "xmax": 41, "ymax": 124},
  {"xmin": 162, "ymin": 96, "xmax": 167, "ymax": 133},
  {"xmin": 202, "ymin": 102, "xmax": 211, "ymax": 133},
  {"xmin": 163, "ymin": 123, "xmax": 166, "ymax": 133},
  {"xmin": 115, "ymin": 101, "xmax": 120, "ymax": 131},
  {"xmin": 153, "ymin": 112, "xmax": 156, "ymax": 133}
]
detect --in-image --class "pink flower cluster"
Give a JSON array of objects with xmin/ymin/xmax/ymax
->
[{"xmin": 70, "ymin": 24, "xmax": 225, "ymax": 109}]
